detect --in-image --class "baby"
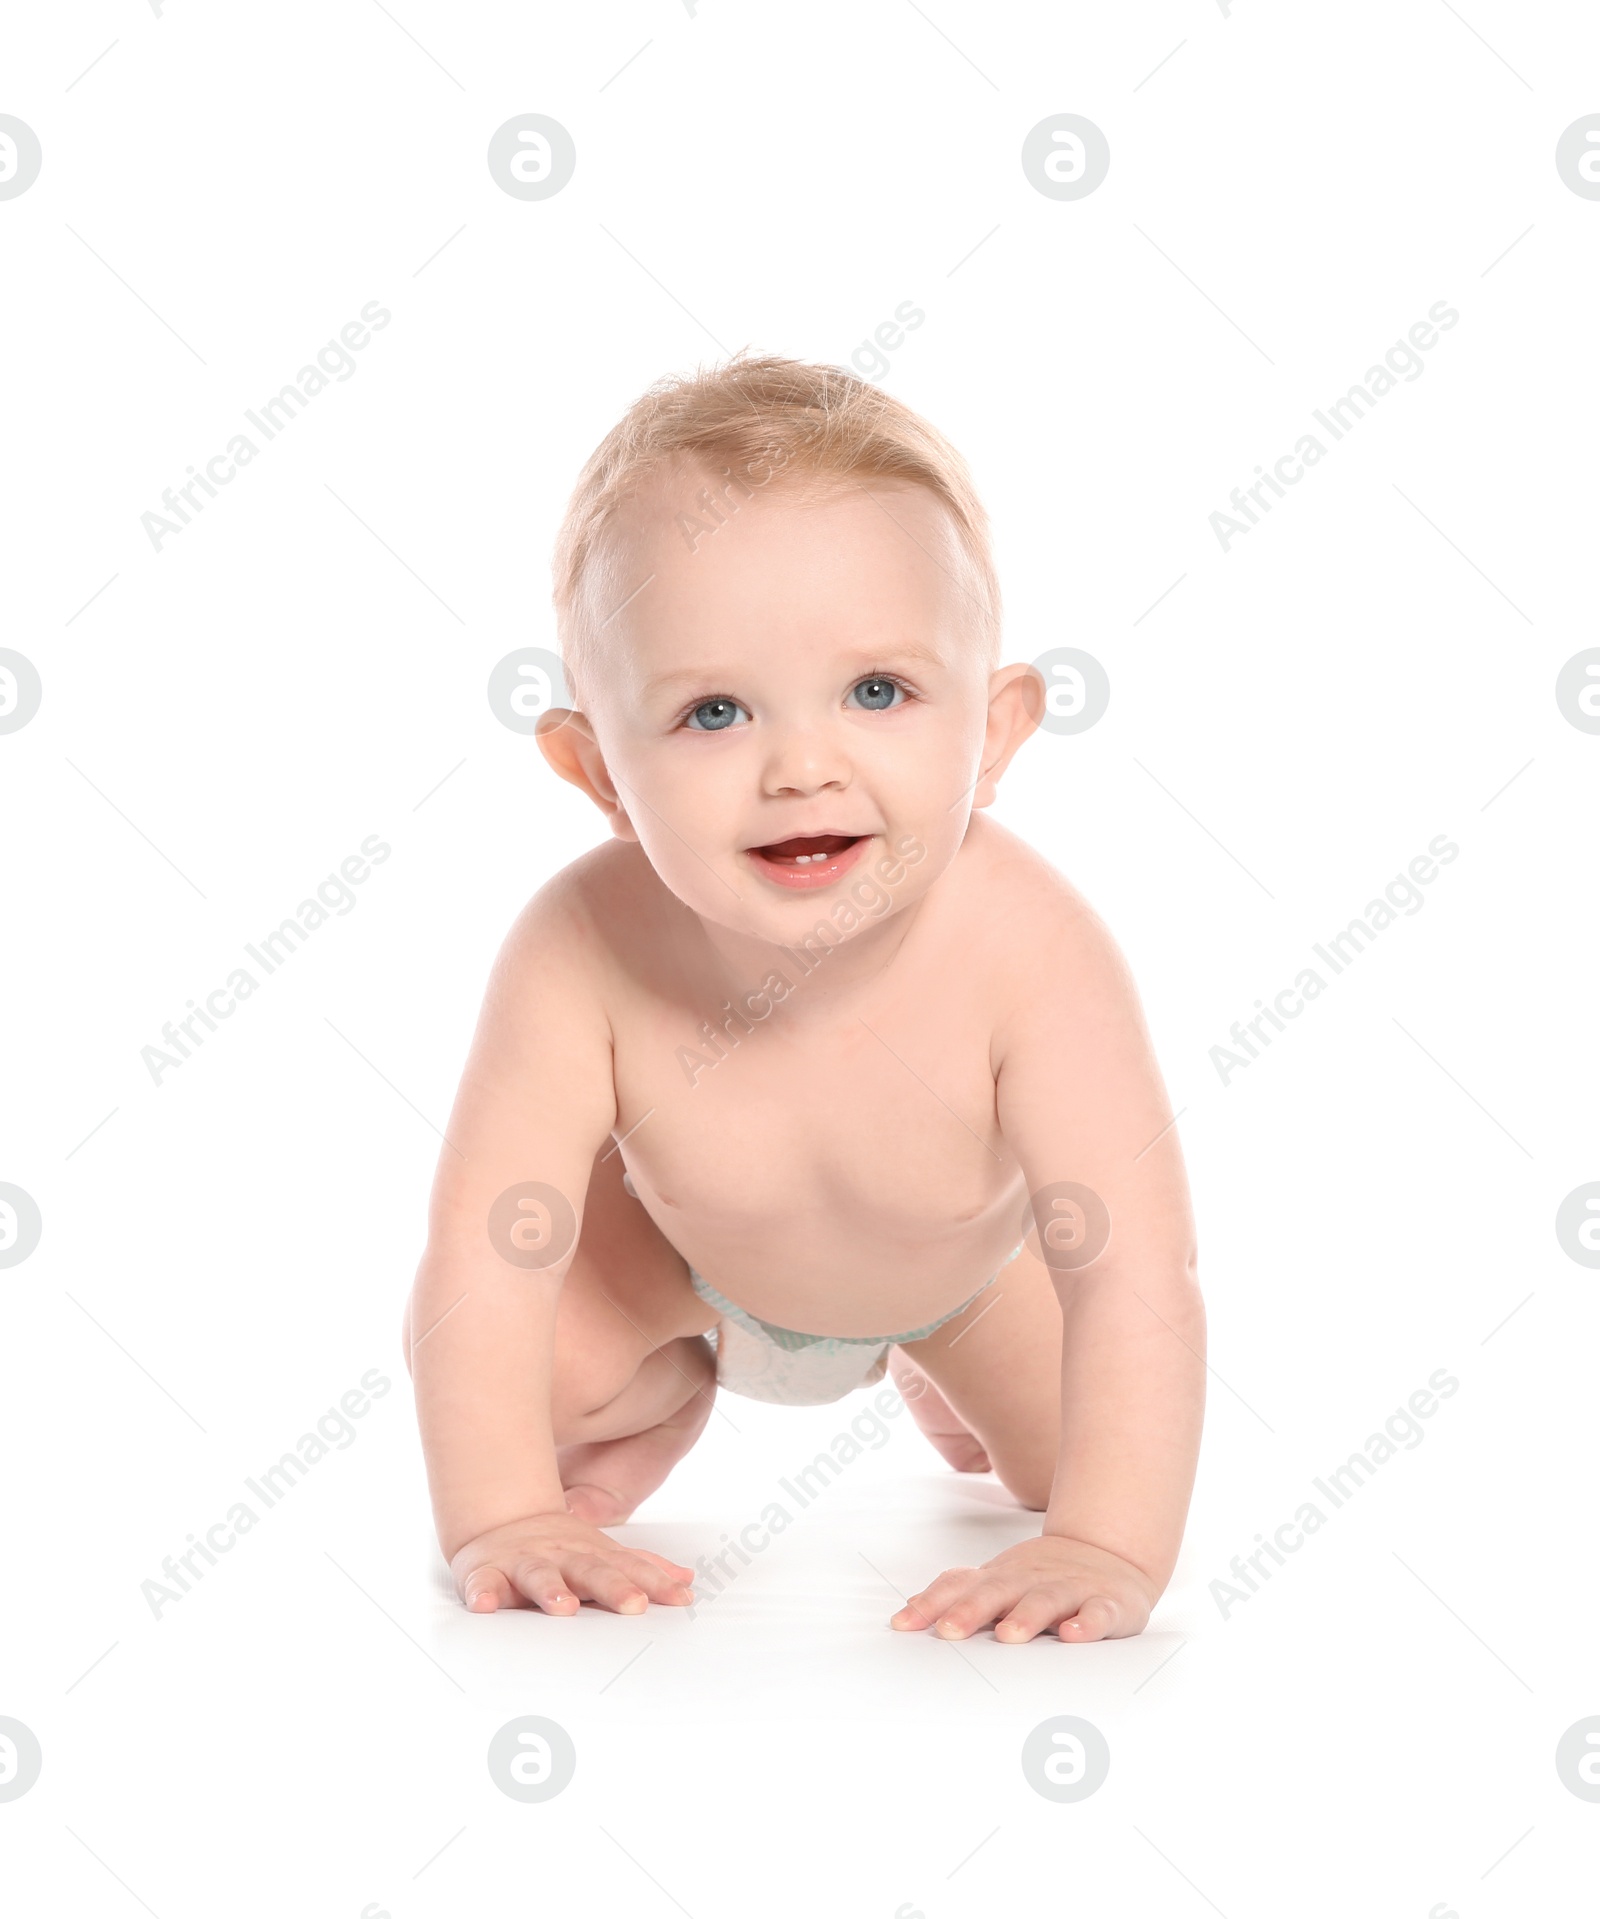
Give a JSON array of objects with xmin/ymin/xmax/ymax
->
[{"xmin": 405, "ymin": 355, "xmax": 1203, "ymax": 1643}]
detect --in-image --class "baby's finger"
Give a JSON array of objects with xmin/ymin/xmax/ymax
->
[
  {"xmin": 995, "ymin": 1590, "xmax": 1074, "ymax": 1644},
  {"xmin": 565, "ymin": 1555, "xmax": 649, "ymax": 1615},
  {"xmin": 933, "ymin": 1577, "xmax": 1018, "ymax": 1640},
  {"xmin": 508, "ymin": 1560, "xmax": 581, "ymax": 1616},
  {"xmin": 461, "ymin": 1565, "xmax": 516, "ymax": 1613},
  {"xmin": 632, "ymin": 1548, "xmax": 698, "ymax": 1581},
  {"xmin": 623, "ymin": 1556, "xmax": 696, "ymax": 1604},
  {"xmin": 891, "ymin": 1568, "xmax": 979, "ymax": 1631},
  {"xmin": 1058, "ymin": 1594, "xmax": 1121, "ymax": 1642}
]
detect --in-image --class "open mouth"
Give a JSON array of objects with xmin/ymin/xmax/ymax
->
[{"xmin": 744, "ymin": 832, "xmax": 869, "ymax": 890}]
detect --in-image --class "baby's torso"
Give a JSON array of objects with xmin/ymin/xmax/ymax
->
[{"xmin": 582, "ymin": 825, "xmax": 1039, "ymax": 1337}]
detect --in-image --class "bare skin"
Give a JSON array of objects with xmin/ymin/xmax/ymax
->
[{"xmin": 406, "ymin": 466, "xmax": 1204, "ymax": 1642}]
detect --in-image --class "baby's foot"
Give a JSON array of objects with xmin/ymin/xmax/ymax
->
[
  {"xmin": 559, "ymin": 1362, "xmax": 716, "ymax": 1525},
  {"xmin": 888, "ymin": 1350, "xmax": 992, "ymax": 1474}
]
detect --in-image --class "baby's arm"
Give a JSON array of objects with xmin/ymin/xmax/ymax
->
[
  {"xmin": 406, "ymin": 888, "xmax": 694, "ymax": 1616},
  {"xmin": 895, "ymin": 891, "xmax": 1204, "ymax": 1643}
]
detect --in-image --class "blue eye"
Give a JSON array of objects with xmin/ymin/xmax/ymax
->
[
  {"xmin": 849, "ymin": 676, "xmax": 903, "ymax": 711},
  {"xmin": 684, "ymin": 697, "xmax": 747, "ymax": 731}
]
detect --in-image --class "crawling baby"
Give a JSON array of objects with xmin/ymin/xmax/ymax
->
[{"xmin": 405, "ymin": 355, "xmax": 1203, "ymax": 1643}]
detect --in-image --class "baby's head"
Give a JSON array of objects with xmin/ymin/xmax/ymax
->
[{"xmin": 541, "ymin": 353, "xmax": 1039, "ymax": 943}]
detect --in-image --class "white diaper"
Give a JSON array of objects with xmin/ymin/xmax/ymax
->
[
  {"xmin": 702, "ymin": 1308, "xmax": 892, "ymax": 1406},
  {"xmin": 688, "ymin": 1245, "xmax": 1023, "ymax": 1407}
]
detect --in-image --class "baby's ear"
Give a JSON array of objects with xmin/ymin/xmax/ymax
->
[
  {"xmin": 972, "ymin": 663, "xmax": 1045, "ymax": 807},
  {"xmin": 535, "ymin": 710, "xmax": 638, "ymax": 841}
]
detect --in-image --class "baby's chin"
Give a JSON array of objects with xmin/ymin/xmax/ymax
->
[{"xmin": 644, "ymin": 826, "xmax": 946, "ymax": 947}]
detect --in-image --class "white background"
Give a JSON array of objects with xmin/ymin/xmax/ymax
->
[{"xmin": 3, "ymin": 2, "xmax": 1598, "ymax": 1913}]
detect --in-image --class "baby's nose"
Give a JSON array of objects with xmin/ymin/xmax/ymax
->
[{"xmin": 760, "ymin": 725, "xmax": 852, "ymax": 797}]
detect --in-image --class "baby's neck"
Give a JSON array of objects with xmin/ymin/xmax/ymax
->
[{"xmin": 694, "ymin": 904, "xmax": 921, "ymax": 1027}]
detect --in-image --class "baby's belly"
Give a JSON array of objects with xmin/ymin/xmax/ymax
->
[{"xmin": 623, "ymin": 1167, "xmax": 1032, "ymax": 1339}]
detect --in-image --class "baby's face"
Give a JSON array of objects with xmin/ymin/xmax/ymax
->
[{"xmin": 573, "ymin": 469, "xmax": 1003, "ymax": 945}]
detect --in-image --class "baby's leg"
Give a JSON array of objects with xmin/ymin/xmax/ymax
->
[
  {"xmin": 891, "ymin": 1253, "xmax": 1063, "ymax": 1511},
  {"xmin": 547, "ymin": 1147, "xmax": 721, "ymax": 1525},
  {"xmin": 886, "ymin": 1351, "xmax": 994, "ymax": 1473}
]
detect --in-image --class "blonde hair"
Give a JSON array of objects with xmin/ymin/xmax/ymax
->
[{"xmin": 552, "ymin": 352, "xmax": 1000, "ymax": 696}]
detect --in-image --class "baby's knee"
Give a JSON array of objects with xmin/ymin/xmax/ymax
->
[
  {"xmin": 552, "ymin": 1333, "xmax": 712, "ymax": 1442},
  {"xmin": 995, "ymin": 1449, "xmax": 1053, "ymax": 1513},
  {"xmin": 549, "ymin": 1349, "xmax": 630, "ymax": 1439}
]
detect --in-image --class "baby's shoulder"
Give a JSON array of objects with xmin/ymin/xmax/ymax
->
[
  {"xmin": 950, "ymin": 822, "xmax": 1156, "ymax": 1077},
  {"xmin": 954, "ymin": 816, "xmax": 1113, "ymax": 947},
  {"xmin": 944, "ymin": 818, "xmax": 1134, "ymax": 1018},
  {"xmin": 493, "ymin": 840, "xmax": 671, "ymax": 996}
]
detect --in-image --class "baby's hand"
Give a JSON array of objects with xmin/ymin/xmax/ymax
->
[
  {"xmin": 451, "ymin": 1512, "xmax": 696, "ymax": 1616},
  {"xmin": 891, "ymin": 1535, "xmax": 1156, "ymax": 1644}
]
